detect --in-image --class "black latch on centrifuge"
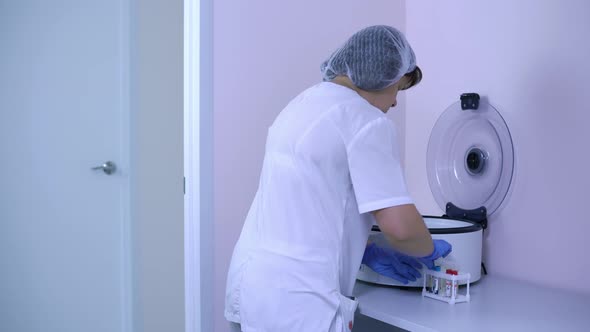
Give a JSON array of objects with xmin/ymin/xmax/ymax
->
[
  {"xmin": 444, "ymin": 202, "xmax": 488, "ymax": 229},
  {"xmin": 460, "ymin": 93, "xmax": 480, "ymax": 110}
]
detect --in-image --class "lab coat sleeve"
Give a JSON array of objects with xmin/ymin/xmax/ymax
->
[{"xmin": 347, "ymin": 117, "xmax": 413, "ymax": 214}]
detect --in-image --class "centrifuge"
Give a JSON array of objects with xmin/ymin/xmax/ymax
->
[{"xmin": 357, "ymin": 93, "xmax": 514, "ymax": 287}]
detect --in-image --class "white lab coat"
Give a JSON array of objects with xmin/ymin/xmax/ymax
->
[{"xmin": 225, "ymin": 82, "xmax": 413, "ymax": 332}]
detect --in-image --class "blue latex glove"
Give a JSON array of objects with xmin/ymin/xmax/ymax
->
[
  {"xmin": 418, "ymin": 239, "xmax": 452, "ymax": 270},
  {"xmin": 362, "ymin": 243, "xmax": 422, "ymax": 284}
]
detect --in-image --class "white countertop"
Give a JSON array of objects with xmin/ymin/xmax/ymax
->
[{"xmin": 354, "ymin": 275, "xmax": 590, "ymax": 332}]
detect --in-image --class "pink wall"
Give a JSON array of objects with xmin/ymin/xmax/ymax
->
[
  {"xmin": 213, "ymin": 1, "xmax": 406, "ymax": 331},
  {"xmin": 406, "ymin": 0, "xmax": 590, "ymax": 293}
]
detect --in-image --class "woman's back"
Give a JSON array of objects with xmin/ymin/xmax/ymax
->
[{"xmin": 225, "ymin": 82, "xmax": 386, "ymax": 331}]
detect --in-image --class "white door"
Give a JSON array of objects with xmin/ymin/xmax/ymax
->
[{"xmin": 1, "ymin": 1, "xmax": 131, "ymax": 332}]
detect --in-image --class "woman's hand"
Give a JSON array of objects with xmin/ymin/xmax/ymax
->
[
  {"xmin": 362, "ymin": 243, "xmax": 422, "ymax": 284},
  {"xmin": 418, "ymin": 239, "xmax": 452, "ymax": 269}
]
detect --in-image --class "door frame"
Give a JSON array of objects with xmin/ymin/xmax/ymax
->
[
  {"xmin": 184, "ymin": 0, "xmax": 214, "ymax": 331},
  {"xmin": 120, "ymin": 0, "xmax": 133, "ymax": 330}
]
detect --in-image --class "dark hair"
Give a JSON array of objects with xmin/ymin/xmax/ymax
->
[{"xmin": 400, "ymin": 66, "xmax": 422, "ymax": 90}]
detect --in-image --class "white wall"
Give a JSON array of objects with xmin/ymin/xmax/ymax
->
[
  {"xmin": 131, "ymin": 0, "xmax": 185, "ymax": 331},
  {"xmin": 406, "ymin": 0, "xmax": 590, "ymax": 293},
  {"xmin": 213, "ymin": 1, "xmax": 407, "ymax": 331}
]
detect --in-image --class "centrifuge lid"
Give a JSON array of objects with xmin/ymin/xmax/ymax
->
[{"xmin": 426, "ymin": 99, "xmax": 514, "ymax": 216}]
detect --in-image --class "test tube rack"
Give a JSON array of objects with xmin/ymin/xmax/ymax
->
[{"xmin": 422, "ymin": 270, "xmax": 471, "ymax": 304}]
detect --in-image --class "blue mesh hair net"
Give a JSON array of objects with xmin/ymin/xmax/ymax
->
[{"xmin": 321, "ymin": 25, "xmax": 417, "ymax": 91}]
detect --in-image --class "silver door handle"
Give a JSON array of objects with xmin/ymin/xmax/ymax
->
[{"xmin": 92, "ymin": 161, "xmax": 117, "ymax": 175}]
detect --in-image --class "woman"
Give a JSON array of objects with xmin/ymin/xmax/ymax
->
[{"xmin": 225, "ymin": 25, "xmax": 451, "ymax": 332}]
